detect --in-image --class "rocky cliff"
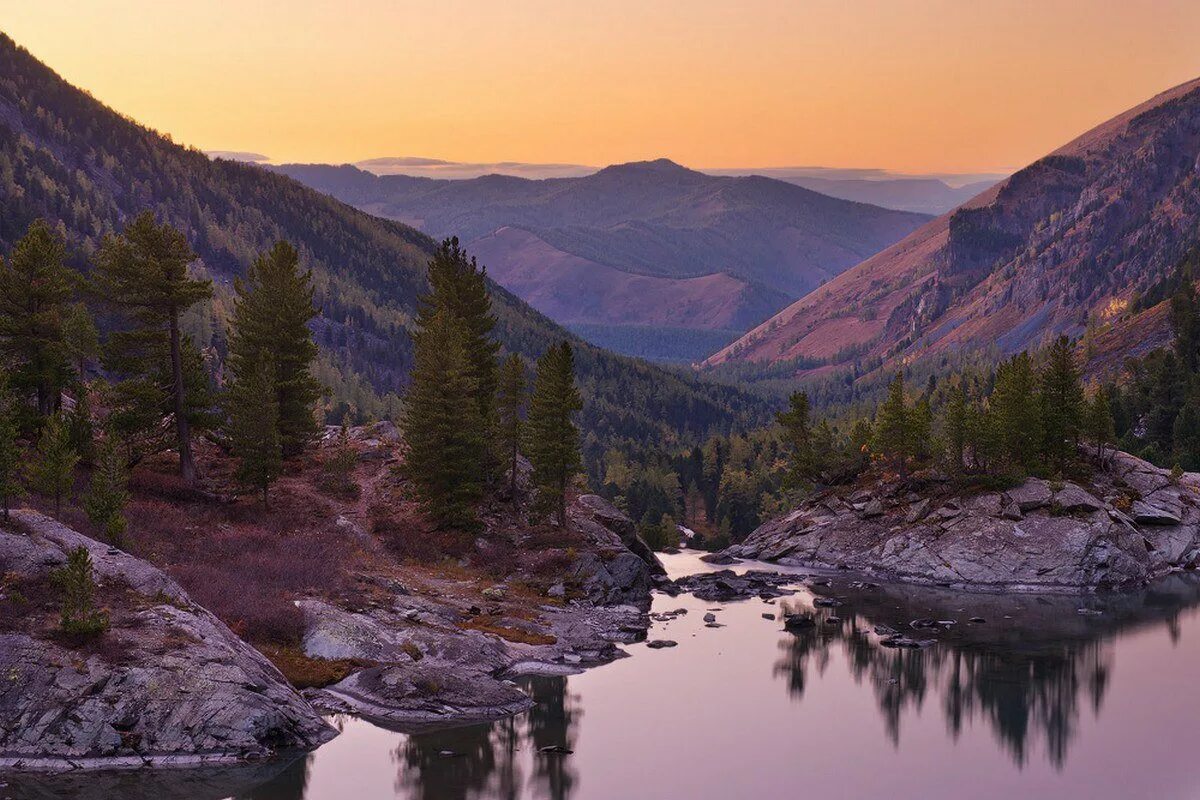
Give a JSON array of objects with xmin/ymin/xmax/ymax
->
[
  {"xmin": 726, "ymin": 450, "xmax": 1200, "ymax": 591},
  {"xmin": 0, "ymin": 511, "xmax": 334, "ymax": 771}
]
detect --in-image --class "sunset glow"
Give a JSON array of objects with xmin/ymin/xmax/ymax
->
[{"xmin": 5, "ymin": 0, "xmax": 1200, "ymax": 173}]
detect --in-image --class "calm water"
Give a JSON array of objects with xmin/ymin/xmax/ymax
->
[{"xmin": 12, "ymin": 552, "xmax": 1200, "ymax": 800}]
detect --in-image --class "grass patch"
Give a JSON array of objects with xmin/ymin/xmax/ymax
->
[
  {"xmin": 459, "ymin": 618, "xmax": 557, "ymax": 646},
  {"xmin": 258, "ymin": 644, "xmax": 369, "ymax": 689}
]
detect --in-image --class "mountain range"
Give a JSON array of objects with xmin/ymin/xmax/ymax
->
[
  {"xmin": 273, "ymin": 159, "xmax": 929, "ymax": 361},
  {"xmin": 705, "ymin": 75, "xmax": 1200, "ymax": 389},
  {"xmin": 0, "ymin": 33, "xmax": 769, "ymax": 477}
]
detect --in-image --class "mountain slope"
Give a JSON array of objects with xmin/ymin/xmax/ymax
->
[
  {"xmin": 706, "ymin": 76, "xmax": 1200, "ymax": 381},
  {"xmin": 0, "ymin": 33, "xmax": 770, "ymax": 476},
  {"xmin": 274, "ymin": 159, "xmax": 929, "ymax": 359}
]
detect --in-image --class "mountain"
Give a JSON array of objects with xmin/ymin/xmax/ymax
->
[
  {"xmin": 0, "ymin": 33, "xmax": 770, "ymax": 477},
  {"xmin": 273, "ymin": 159, "xmax": 929, "ymax": 361},
  {"xmin": 705, "ymin": 76, "xmax": 1200, "ymax": 386},
  {"xmin": 771, "ymin": 176, "xmax": 998, "ymax": 215}
]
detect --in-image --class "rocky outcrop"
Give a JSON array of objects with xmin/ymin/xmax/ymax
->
[
  {"xmin": 727, "ymin": 451, "xmax": 1200, "ymax": 591},
  {"xmin": 0, "ymin": 511, "xmax": 334, "ymax": 771},
  {"xmin": 301, "ymin": 494, "xmax": 653, "ymax": 726}
]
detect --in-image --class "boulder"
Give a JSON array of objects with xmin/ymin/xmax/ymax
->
[{"xmin": 1008, "ymin": 479, "xmax": 1052, "ymax": 512}]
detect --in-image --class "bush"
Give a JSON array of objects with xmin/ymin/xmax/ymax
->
[{"xmin": 52, "ymin": 546, "xmax": 108, "ymax": 636}]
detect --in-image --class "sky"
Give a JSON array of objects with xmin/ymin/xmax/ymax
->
[{"xmin": 4, "ymin": 1, "xmax": 1200, "ymax": 174}]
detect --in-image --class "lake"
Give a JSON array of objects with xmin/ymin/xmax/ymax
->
[{"xmin": 11, "ymin": 552, "xmax": 1200, "ymax": 800}]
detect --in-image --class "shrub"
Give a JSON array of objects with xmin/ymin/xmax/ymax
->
[{"xmin": 52, "ymin": 546, "xmax": 108, "ymax": 636}]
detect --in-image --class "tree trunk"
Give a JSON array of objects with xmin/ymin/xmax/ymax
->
[
  {"xmin": 557, "ymin": 471, "xmax": 567, "ymax": 527},
  {"xmin": 509, "ymin": 439, "xmax": 518, "ymax": 501},
  {"xmin": 169, "ymin": 311, "xmax": 196, "ymax": 487}
]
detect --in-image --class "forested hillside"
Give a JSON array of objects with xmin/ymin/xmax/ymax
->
[{"xmin": 0, "ymin": 33, "xmax": 769, "ymax": 477}]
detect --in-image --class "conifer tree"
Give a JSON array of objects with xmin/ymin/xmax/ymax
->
[
  {"xmin": 94, "ymin": 213, "xmax": 212, "ymax": 486},
  {"xmin": 402, "ymin": 307, "xmax": 486, "ymax": 530},
  {"xmin": 62, "ymin": 303, "xmax": 100, "ymax": 383},
  {"xmin": 944, "ymin": 383, "xmax": 969, "ymax": 472},
  {"xmin": 0, "ymin": 220, "xmax": 75, "ymax": 417},
  {"xmin": 0, "ymin": 376, "xmax": 24, "ymax": 518},
  {"xmin": 525, "ymin": 342, "xmax": 583, "ymax": 526},
  {"xmin": 227, "ymin": 360, "xmax": 283, "ymax": 508},
  {"xmin": 1084, "ymin": 386, "xmax": 1117, "ymax": 462},
  {"xmin": 66, "ymin": 388, "xmax": 95, "ymax": 464},
  {"xmin": 777, "ymin": 391, "xmax": 817, "ymax": 491},
  {"xmin": 1039, "ymin": 335, "xmax": 1084, "ymax": 475},
  {"xmin": 84, "ymin": 433, "xmax": 129, "ymax": 546},
  {"xmin": 417, "ymin": 238, "xmax": 500, "ymax": 445},
  {"xmin": 990, "ymin": 352, "xmax": 1042, "ymax": 474},
  {"xmin": 874, "ymin": 374, "xmax": 913, "ymax": 478},
  {"xmin": 497, "ymin": 353, "xmax": 527, "ymax": 498},
  {"xmin": 227, "ymin": 241, "xmax": 322, "ymax": 457},
  {"xmin": 52, "ymin": 546, "xmax": 108, "ymax": 635},
  {"xmin": 29, "ymin": 412, "xmax": 79, "ymax": 516}
]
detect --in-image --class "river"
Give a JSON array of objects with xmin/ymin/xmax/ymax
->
[{"xmin": 11, "ymin": 552, "xmax": 1200, "ymax": 799}]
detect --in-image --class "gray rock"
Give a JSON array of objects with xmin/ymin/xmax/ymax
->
[
  {"xmin": 0, "ymin": 511, "xmax": 334, "ymax": 770},
  {"xmin": 1132, "ymin": 500, "xmax": 1182, "ymax": 525},
  {"xmin": 1053, "ymin": 483, "xmax": 1104, "ymax": 513},
  {"xmin": 646, "ymin": 640, "xmax": 677, "ymax": 649},
  {"xmin": 1008, "ymin": 479, "xmax": 1052, "ymax": 512}
]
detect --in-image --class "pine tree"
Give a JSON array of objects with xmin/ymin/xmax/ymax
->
[
  {"xmin": 0, "ymin": 376, "xmax": 24, "ymax": 518},
  {"xmin": 0, "ymin": 220, "xmax": 75, "ymax": 417},
  {"xmin": 874, "ymin": 374, "xmax": 912, "ymax": 478},
  {"xmin": 991, "ymin": 352, "xmax": 1042, "ymax": 474},
  {"xmin": 402, "ymin": 307, "xmax": 486, "ymax": 530},
  {"xmin": 777, "ymin": 391, "xmax": 817, "ymax": 491},
  {"xmin": 52, "ymin": 546, "xmax": 108, "ymax": 636},
  {"xmin": 29, "ymin": 412, "xmax": 79, "ymax": 516},
  {"xmin": 496, "ymin": 353, "xmax": 527, "ymax": 499},
  {"xmin": 66, "ymin": 388, "xmax": 95, "ymax": 464},
  {"xmin": 525, "ymin": 342, "xmax": 583, "ymax": 527},
  {"xmin": 94, "ymin": 213, "xmax": 212, "ymax": 486},
  {"xmin": 416, "ymin": 238, "xmax": 500, "ymax": 447},
  {"xmin": 227, "ymin": 360, "xmax": 283, "ymax": 508},
  {"xmin": 62, "ymin": 303, "xmax": 100, "ymax": 383},
  {"xmin": 227, "ymin": 241, "xmax": 322, "ymax": 457},
  {"xmin": 1039, "ymin": 336, "xmax": 1084, "ymax": 475},
  {"xmin": 1083, "ymin": 386, "xmax": 1117, "ymax": 461},
  {"xmin": 1172, "ymin": 390, "xmax": 1200, "ymax": 471},
  {"xmin": 944, "ymin": 383, "xmax": 969, "ymax": 472},
  {"xmin": 84, "ymin": 433, "xmax": 129, "ymax": 546}
]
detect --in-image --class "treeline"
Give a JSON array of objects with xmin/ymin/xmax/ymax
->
[
  {"xmin": 0, "ymin": 214, "xmax": 324, "ymax": 529},
  {"xmin": 402, "ymin": 238, "xmax": 584, "ymax": 531}
]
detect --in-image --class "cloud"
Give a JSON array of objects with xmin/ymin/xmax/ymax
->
[
  {"xmin": 205, "ymin": 150, "xmax": 272, "ymax": 164},
  {"xmin": 355, "ymin": 156, "xmax": 596, "ymax": 180}
]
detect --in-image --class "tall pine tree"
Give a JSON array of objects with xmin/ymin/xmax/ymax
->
[
  {"xmin": 1039, "ymin": 335, "xmax": 1084, "ymax": 475},
  {"xmin": 525, "ymin": 342, "xmax": 583, "ymax": 527},
  {"xmin": 497, "ymin": 353, "xmax": 527, "ymax": 499},
  {"xmin": 990, "ymin": 352, "xmax": 1042, "ymax": 474},
  {"xmin": 29, "ymin": 412, "xmax": 78, "ymax": 516},
  {"xmin": 84, "ymin": 433, "xmax": 130, "ymax": 546},
  {"xmin": 227, "ymin": 360, "xmax": 283, "ymax": 507},
  {"xmin": 227, "ymin": 241, "xmax": 322, "ymax": 457},
  {"xmin": 777, "ymin": 391, "xmax": 817, "ymax": 491},
  {"xmin": 402, "ymin": 307, "xmax": 486, "ymax": 530},
  {"xmin": 94, "ymin": 213, "xmax": 212, "ymax": 486},
  {"xmin": 0, "ymin": 375, "xmax": 23, "ymax": 518},
  {"xmin": 0, "ymin": 220, "xmax": 75, "ymax": 418},
  {"xmin": 874, "ymin": 374, "xmax": 913, "ymax": 478}
]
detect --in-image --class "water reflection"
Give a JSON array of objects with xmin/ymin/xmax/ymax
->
[
  {"xmin": 773, "ymin": 575, "xmax": 1200, "ymax": 768},
  {"xmin": 390, "ymin": 675, "xmax": 579, "ymax": 800}
]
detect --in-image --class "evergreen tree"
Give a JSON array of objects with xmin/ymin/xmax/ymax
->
[
  {"xmin": 1172, "ymin": 390, "xmax": 1200, "ymax": 471},
  {"xmin": 62, "ymin": 303, "xmax": 100, "ymax": 383},
  {"xmin": 777, "ymin": 391, "xmax": 817, "ymax": 491},
  {"xmin": 1171, "ymin": 280, "xmax": 1200, "ymax": 373},
  {"xmin": 1039, "ymin": 336, "xmax": 1084, "ymax": 475},
  {"xmin": 496, "ymin": 353, "xmax": 527, "ymax": 499},
  {"xmin": 874, "ymin": 374, "xmax": 913, "ymax": 478},
  {"xmin": 525, "ymin": 342, "xmax": 583, "ymax": 527},
  {"xmin": 0, "ymin": 220, "xmax": 75, "ymax": 417},
  {"xmin": 227, "ymin": 360, "xmax": 283, "ymax": 508},
  {"xmin": 1084, "ymin": 386, "xmax": 1117, "ymax": 462},
  {"xmin": 416, "ymin": 238, "xmax": 500, "ymax": 472},
  {"xmin": 0, "ymin": 376, "xmax": 24, "ymax": 518},
  {"xmin": 52, "ymin": 546, "xmax": 108, "ymax": 636},
  {"xmin": 66, "ymin": 388, "xmax": 95, "ymax": 464},
  {"xmin": 944, "ymin": 383, "xmax": 969, "ymax": 472},
  {"xmin": 990, "ymin": 352, "xmax": 1042, "ymax": 474},
  {"xmin": 28, "ymin": 412, "xmax": 79, "ymax": 516},
  {"xmin": 402, "ymin": 307, "xmax": 486, "ymax": 530},
  {"xmin": 94, "ymin": 213, "xmax": 212, "ymax": 486},
  {"xmin": 227, "ymin": 241, "xmax": 322, "ymax": 457},
  {"xmin": 84, "ymin": 433, "xmax": 129, "ymax": 546}
]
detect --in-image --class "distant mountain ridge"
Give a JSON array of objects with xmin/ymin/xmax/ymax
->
[
  {"xmin": 705, "ymin": 75, "xmax": 1200, "ymax": 385},
  {"xmin": 273, "ymin": 158, "xmax": 929, "ymax": 360}
]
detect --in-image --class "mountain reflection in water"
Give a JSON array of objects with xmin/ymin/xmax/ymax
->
[{"xmin": 9, "ymin": 564, "xmax": 1200, "ymax": 800}]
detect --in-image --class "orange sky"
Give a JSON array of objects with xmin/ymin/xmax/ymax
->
[{"xmin": 4, "ymin": 1, "xmax": 1200, "ymax": 173}]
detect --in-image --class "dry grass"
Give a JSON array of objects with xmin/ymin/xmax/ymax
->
[
  {"xmin": 459, "ymin": 618, "xmax": 557, "ymax": 646},
  {"xmin": 257, "ymin": 644, "xmax": 369, "ymax": 689}
]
